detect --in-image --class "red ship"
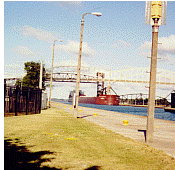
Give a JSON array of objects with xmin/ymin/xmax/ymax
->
[
  {"xmin": 68, "ymin": 72, "xmax": 119, "ymax": 106},
  {"xmin": 68, "ymin": 90, "xmax": 119, "ymax": 105}
]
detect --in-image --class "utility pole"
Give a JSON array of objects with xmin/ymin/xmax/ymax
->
[
  {"xmin": 146, "ymin": 18, "xmax": 159, "ymax": 143},
  {"xmin": 145, "ymin": 1, "xmax": 167, "ymax": 143},
  {"xmin": 49, "ymin": 39, "xmax": 63, "ymax": 108},
  {"xmin": 49, "ymin": 40, "xmax": 56, "ymax": 108}
]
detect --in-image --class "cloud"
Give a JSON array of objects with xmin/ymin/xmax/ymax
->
[
  {"xmin": 21, "ymin": 25, "xmax": 60, "ymax": 43},
  {"xmin": 5, "ymin": 64, "xmax": 22, "ymax": 69},
  {"xmin": 12, "ymin": 46, "xmax": 35, "ymax": 56},
  {"xmin": 140, "ymin": 35, "xmax": 175, "ymax": 54},
  {"xmin": 4, "ymin": 66, "xmax": 25, "ymax": 78},
  {"xmin": 140, "ymin": 35, "xmax": 175, "ymax": 64},
  {"xmin": 52, "ymin": 1, "xmax": 82, "ymax": 9},
  {"xmin": 66, "ymin": 1, "xmax": 82, "ymax": 6},
  {"xmin": 113, "ymin": 40, "xmax": 131, "ymax": 48},
  {"xmin": 55, "ymin": 40, "xmax": 96, "ymax": 56},
  {"xmin": 158, "ymin": 35, "xmax": 175, "ymax": 54},
  {"xmin": 158, "ymin": 53, "xmax": 175, "ymax": 65},
  {"xmin": 140, "ymin": 41, "xmax": 152, "ymax": 50},
  {"xmin": 138, "ymin": 50, "xmax": 151, "ymax": 57},
  {"xmin": 4, "ymin": 72, "xmax": 25, "ymax": 78},
  {"xmin": 56, "ymin": 60, "xmax": 89, "ymax": 67}
]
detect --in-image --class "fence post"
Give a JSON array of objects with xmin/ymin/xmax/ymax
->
[
  {"xmin": 15, "ymin": 86, "xmax": 19, "ymax": 116},
  {"xmin": 35, "ymin": 89, "xmax": 37, "ymax": 114},
  {"xmin": 9, "ymin": 87, "xmax": 11, "ymax": 112},
  {"xmin": 4, "ymin": 79, "xmax": 6, "ymax": 116},
  {"xmin": 26, "ymin": 87, "xmax": 29, "ymax": 115},
  {"xmin": 39, "ymin": 89, "xmax": 42, "ymax": 114}
]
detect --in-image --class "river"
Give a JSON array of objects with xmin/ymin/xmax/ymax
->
[{"xmin": 53, "ymin": 100, "xmax": 175, "ymax": 121}]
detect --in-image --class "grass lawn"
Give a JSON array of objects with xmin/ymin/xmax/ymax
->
[{"xmin": 4, "ymin": 107, "xmax": 175, "ymax": 170}]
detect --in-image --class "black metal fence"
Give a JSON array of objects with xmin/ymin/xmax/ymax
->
[
  {"xmin": 171, "ymin": 91, "xmax": 175, "ymax": 108},
  {"xmin": 4, "ymin": 84, "xmax": 42, "ymax": 116}
]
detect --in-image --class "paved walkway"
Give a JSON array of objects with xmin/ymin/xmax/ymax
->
[{"xmin": 52, "ymin": 102, "xmax": 175, "ymax": 158}]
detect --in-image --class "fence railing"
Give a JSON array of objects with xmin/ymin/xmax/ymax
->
[{"xmin": 4, "ymin": 84, "xmax": 42, "ymax": 116}]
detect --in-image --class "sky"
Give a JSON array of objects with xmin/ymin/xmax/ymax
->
[{"xmin": 4, "ymin": 1, "xmax": 175, "ymax": 100}]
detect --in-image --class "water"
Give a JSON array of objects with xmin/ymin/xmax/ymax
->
[{"xmin": 54, "ymin": 100, "xmax": 175, "ymax": 121}]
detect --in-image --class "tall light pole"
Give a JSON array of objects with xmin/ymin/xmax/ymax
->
[
  {"xmin": 145, "ymin": 1, "xmax": 167, "ymax": 143},
  {"xmin": 49, "ymin": 39, "xmax": 63, "ymax": 108},
  {"xmin": 74, "ymin": 12, "xmax": 102, "ymax": 117}
]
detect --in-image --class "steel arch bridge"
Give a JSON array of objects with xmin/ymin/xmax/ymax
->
[{"xmin": 45, "ymin": 66, "xmax": 175, "ymax": 85}]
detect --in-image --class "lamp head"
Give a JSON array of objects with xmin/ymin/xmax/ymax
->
[
  {"xmin": 145, "ymin": 1, "xmax": 167, "ymax": 25},
  {"xmin": 91, "ymin": 12, "xmax": 102, "ymax": 17}
]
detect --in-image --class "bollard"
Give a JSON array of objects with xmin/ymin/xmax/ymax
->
[
  {"xmin": 123, "ymin": 120, "xmax": 129, "ymax": 125},
  {"xmin": 94, "ymin": 113, "xmax": 97, "ymax": 117},
  {"xmin": 70, "ymin": 107, "xmax": 72, "ymax": 110}
]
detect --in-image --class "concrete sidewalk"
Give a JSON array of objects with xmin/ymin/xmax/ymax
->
[{"xmin": 52, "ymin": 102, "xmax": 175, "ymax": 158}]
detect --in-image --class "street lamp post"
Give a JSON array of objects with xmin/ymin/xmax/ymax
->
[
  {"xmin": 49, "ymin": 39, "xmax": 62, "ymax": 108},
  {"xmin": 74, "ymin": 12, "xmax": 102, "ymax": 117}
]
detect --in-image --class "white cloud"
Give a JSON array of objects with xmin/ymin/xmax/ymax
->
[
  {"xmin": 56, "ymin": 60, "xmax": 89, "ymax": 67},
  {"xmin": 5, "ymin": 64, "xmax": 21, "ymax": 69},
  {"xmin": 118, "ymin": 40, "xmax": 131, "ymax": 47},
  {"xmin": 53, "ymin": 60, "xmax": 90, "ymax": 73},
  {"xmin": 113, "ymin": 40, "xmax": 131, "ymax": 48},
  {"xmin": 158, "ymin": 53, "xmax": 175, "ymax": 65},
  {"xmin": 140, "ymin": 35, "xmax": 175, "ymax": 64},
  {"xmin": 140, "ymin": 41, "xmax": 152, "ymax": 50},
  {"xmin": 138, "ymin": 50, "xmax": 151, "ymax": 58},
  {"xmin": 68, "ymin": 1, "xmax": 82, "ymax": 6},
  {"xmin": 21, "ymin": 25, "xmax": 60, "ymax": 43},
  {"xmin": 4, "ymin": 63, "xmax": 26, "ymax": 78},
  {"xmin": 55, "ymin": 40, "xmax": 96, "ymax": 56},
  {"xmin": 158, "ymin": 35, "xmax": 175, "ymax": 54},
  {"xmin": 4, "ymin": 71, "xmax": 25, "ymax": 79},
  {"xmin": 53, "ymin": 1, "xmax": 82, "ymax": 9},
  {"xmin": 140, "ymin": 35, "xmax": 175, "ymax": 54},
  {"xmin": 12, "ymin": 46, "xmax": 35, "ymax": 56}
]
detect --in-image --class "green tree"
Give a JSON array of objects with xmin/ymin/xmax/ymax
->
[{"xmin": 17, "ymin": 61, "xmax": 47, "ymax": 90}]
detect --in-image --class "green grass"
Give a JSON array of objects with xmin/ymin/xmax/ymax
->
[{"xmin": 4, "ymin": 107, "xmax": 175, "ymax": 170}]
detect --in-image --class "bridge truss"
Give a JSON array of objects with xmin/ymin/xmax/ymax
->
[{"xmin": 45, "ymin": 66, "xmax": 175, "ymax": 85}]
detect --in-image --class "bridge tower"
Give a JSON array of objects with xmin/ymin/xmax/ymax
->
[{"xmin": 97, "ymin": 72, "xmax": 106, "ymax": 96}]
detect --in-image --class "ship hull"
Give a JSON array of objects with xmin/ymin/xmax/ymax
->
[
  {"xmin": 68, "ymin": 94, "xmax": 119, "ymax": 106},
  {"xmin": 95, "ymin": 95, "xmax": 119, "ymax": 105}
]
